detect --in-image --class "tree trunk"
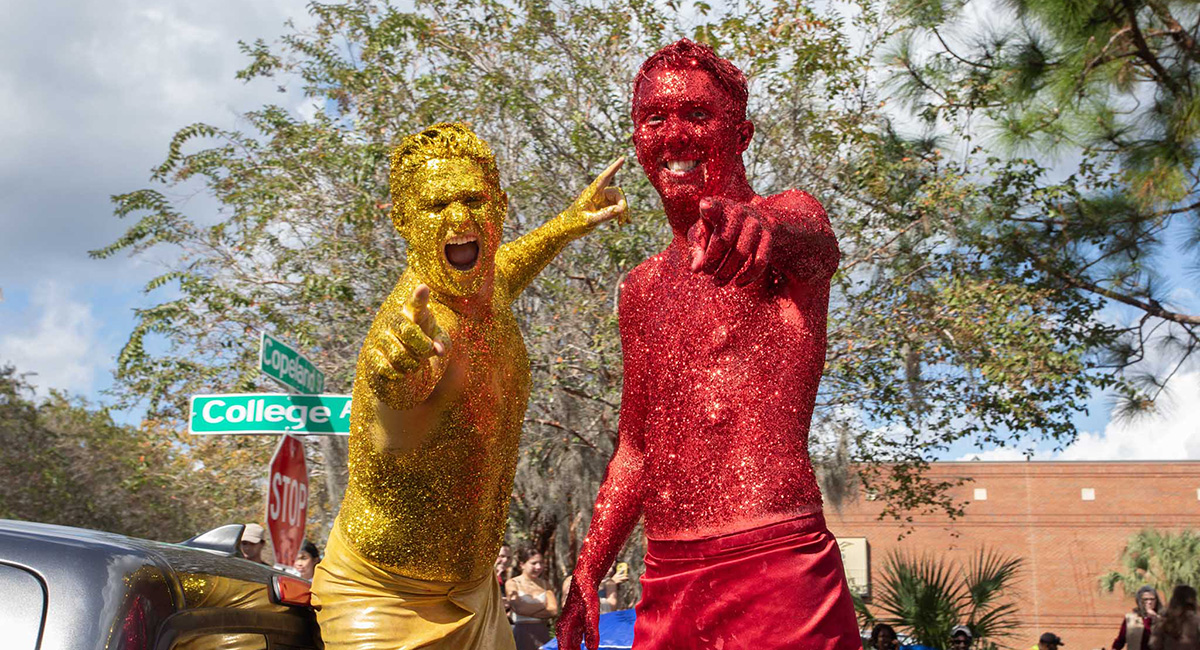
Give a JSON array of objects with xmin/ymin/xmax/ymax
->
[{"xmin": 317, "ymin": 435, "xmax": 350, "ymax": 516}]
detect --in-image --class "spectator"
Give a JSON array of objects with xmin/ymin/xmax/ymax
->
[
  {"xmin": 240, "ymin": 523, "xmax": 268, "ymax": 565},
  {"xmin": 506, "ymin": 546, "xmax": 558, "ymax": 650},
  {"xmin": 951, "ymin": 625, "xmax": 974, "ymax": 649},
  {"xmin": 1150, "ymin": 585, "xmax": 1199, "ymax": 650},
  {"xmin": 294, "ymin": 540, "xmax": 321, "ymax": 581},
  {"xmin": 870, "ymin": 623, "xmax": 899, "ymax": 650},
  {"xmin": 495, "ymin": 544, "xmax": 512, "ymax": 589},
  {"xmin": 599, "ymin": 562, "xmax": 630, "ymax": 613},
  {"xmin": 1032, "ymin": 632, "xmax": 1065, "ymax": 650},
  {"xmin": 1116, "ymin": 586, "xmax": 1163, "ymax": 650},
  {"xmin": 561, "ymin": 562, "xmax": 629, "ymax": 613}
]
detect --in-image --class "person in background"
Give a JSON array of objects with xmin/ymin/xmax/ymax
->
[
  {"xmin": 294, "ymin": 540, "xmax": 321, "ymax": 581},
  {"xmin": 1116, "ymin": 586, "xmax": 1163, "ymax": 650},
  {"xmin": 506, "ymin": 547, "xmax": 558, "ymax": 650},
  {"xmin": 495, "ymin": 544, "xmax": 512, "ymax": 589},
  {"xmin": 1032, "ymin": 632, "xmax": 1065, "ymax": 650},
  {"xmin": 240, "ymin": 523, "xmax": 269, "ymax": 565},
  {"xmin": 598, "ymin": 562, "xmax": 630, "ymax": 613},
  {"xmin": 951, "ymin": 625, "xmax": 974, "ymax": 650},
  {"xmin": 1150, "ymin": 585, "xmax": 1199, "ymax": 650},
  {"xmin": 869, "ymin": 623, "xmax": 899, "ymax": 650}
]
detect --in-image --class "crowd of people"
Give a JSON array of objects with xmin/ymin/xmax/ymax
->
[
  {"xmin": 1113, "ymin": 585, "xmax": 1199, "ymax": 650},
  {"xmin": 863, "ymin": 585, "xmax": 1199, "ymax": 650},
  {"xmin": 240, "ymin": 524, "xmax": 626, "ymax": 650},
  {"xmin": 242, "ymin": 519, "xmax": 1198, "ymax": 650},
  {"xmin": 491, "ymin": 543, "xmax": 630, "ymax": 650}
]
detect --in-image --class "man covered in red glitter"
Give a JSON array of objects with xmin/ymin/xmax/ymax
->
[{"xmin": 556, "ymin": 39, "xmax": 861, "ymax": 649}]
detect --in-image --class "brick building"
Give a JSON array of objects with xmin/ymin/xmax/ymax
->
[{"xmin": 825, "ymin": 461, "xmax": 1200, "ymax": 650}]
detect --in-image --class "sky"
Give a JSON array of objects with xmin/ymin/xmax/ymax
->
[{"xmin": 0, "ymin": 0, "xmax": 1196, "ymax": 461}]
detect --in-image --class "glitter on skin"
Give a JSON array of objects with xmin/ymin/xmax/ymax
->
[
  {"xmin": 558, "ymin": 41, "xmax": 841, "ymax": 648},
  {"xmin": 334, "ymin": 123, "xmax": 627, "ymax": 583}
]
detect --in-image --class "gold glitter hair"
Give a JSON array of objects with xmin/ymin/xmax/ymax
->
[{"xmin": 389, "ymin": 122, "xmax": 501, "ymax": 226}]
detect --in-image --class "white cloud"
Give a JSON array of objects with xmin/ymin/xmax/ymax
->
[
  {"xmin": 960, "ymin": 371, "xmax": 1200, "ymax": 461},
  {"xmin": 0, "ymin": 282, "xmax": 102, "ymax": 394},
  {"xmin": 1058, "ymin": 371, "xmax": 1200, "ymax": 461}
]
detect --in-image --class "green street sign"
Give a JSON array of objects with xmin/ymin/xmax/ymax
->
[
  {"xmin": 189, "ymin": 394, "xmax": 351, "ymax": 435},
  {"xmin": 259, "ymin": 332, "xmax": 325, "ymax": 394}
]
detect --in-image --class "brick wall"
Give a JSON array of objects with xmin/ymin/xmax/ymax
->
[{"xmin": 825, "ymin": 461, "xmax": 1200, "ymax": 650}]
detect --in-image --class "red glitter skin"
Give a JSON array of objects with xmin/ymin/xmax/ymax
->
[{"xmin": 557, "ymin": 48, "xmax": 841, "ymax": 649}]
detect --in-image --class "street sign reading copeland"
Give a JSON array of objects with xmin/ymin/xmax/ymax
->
[
  {"xmin": 189, "ymin": 394, "xmax": 351, "ymax": 435},
  {"xmin": 259, "ymin": 332, "xmax": 325, "ymax": 394}
]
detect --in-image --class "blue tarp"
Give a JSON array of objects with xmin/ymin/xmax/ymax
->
[{"xmin": 541, "ymin": 609, "xmax": 636, "ymax": 650}]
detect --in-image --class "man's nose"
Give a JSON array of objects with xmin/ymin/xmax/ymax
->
[
  {"xmin": 443, "ymin": 202, "xmax": 474, "ymax": 227},
  {"xmin": 662, "ymin": 116, "xmax": 691, "ymax": 149}
]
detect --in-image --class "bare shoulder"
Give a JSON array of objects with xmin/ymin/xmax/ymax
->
[{"xmin": 619, "ymin": 254, "xmax": 668, "ymax": 309}]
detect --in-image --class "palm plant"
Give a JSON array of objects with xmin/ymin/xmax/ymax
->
[
  {"xmin": 1101, "ymin": 529, "xmax": 1200, "ymax": 597},
  {"xmin": 855, "ymin": 549, "xmax": 1023, "ymax": 649}
]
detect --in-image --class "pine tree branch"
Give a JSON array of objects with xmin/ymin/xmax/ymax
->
[
  {"xmin": 1143, "ymin": 0, "xmax": 1200, "ymax": 64},
  {"xmin": 1046, "ymin": 263, "xmax": 1200, "ymax": 326},
  {"xmin": 1080, "ymin": 26, "xmax": 1135, "ymax": 82},
  {"xmin": 1120, "ymin": 0, "xmax": 1185, "ymax": 95},
  {"xmin": 931, "ymin": 28, "xmax": 999, "ymax": 70}
]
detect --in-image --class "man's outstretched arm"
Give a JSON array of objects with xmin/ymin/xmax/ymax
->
[
  {"xmin": 495, "ymin": 158, "xmax": 627, "ymax": 300},
  {"xmin": 556, "ymin": 277, "xmax": 649, "ymax": 650},
  {"xmin": 687, "ymin": 190, "xmax": 840, "ymax": 287}
]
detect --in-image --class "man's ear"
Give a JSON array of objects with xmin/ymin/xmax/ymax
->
[
  {"xmin": 737, "ymin": 119, "xmax": 754, "ymax": 153},
  {"xmin": 390, "ymin": 204, "xmax": 410, "ymax": 238}
]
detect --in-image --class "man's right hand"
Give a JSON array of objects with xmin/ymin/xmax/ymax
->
[
  {"xmin": 556, "ymin": 578, "xmax": 601, "ymax": 650},
  {"xmin": 368, "ymin": 284, "xmax": 450, "ymax": 380}
]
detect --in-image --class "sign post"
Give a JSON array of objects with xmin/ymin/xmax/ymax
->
[
  {"xmin": 259, "ymin": 332, "xmax": 326, "ymax": 394},
  {"xmin": 266, "ymin": 434, "xmax": 309, "ymax": 567}
]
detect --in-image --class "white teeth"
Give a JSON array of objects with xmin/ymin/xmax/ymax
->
[
  {"xmin": 666, "ymin": 160, "xmax": 697, "ymax": 172},
  {"xmin": 445, "ymin": 234, "xmax": 478, "ymax": 245}
]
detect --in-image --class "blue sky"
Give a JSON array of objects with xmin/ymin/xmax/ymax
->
[{"xmin": 1, "ymin": 0, "xmax": 1196, "ymax": 460}]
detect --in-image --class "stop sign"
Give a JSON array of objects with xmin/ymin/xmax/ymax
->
[{"xmin": 265, "ymin": 434, "xmax": 309, "ymax": 567}]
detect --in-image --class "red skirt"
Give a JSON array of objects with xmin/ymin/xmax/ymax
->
[{"xmin": 633, "ymin": 512, "xmax": 861, "ymax": 650}]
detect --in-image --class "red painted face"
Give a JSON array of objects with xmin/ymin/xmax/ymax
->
[{"xmin": 632, "ymin": 65, "xmax": 752, "ymax": 226}]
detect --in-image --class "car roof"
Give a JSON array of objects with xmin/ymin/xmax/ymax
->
[{"xmin": 0, "ymin": 519, "xmax": 294, "ymax": 650}]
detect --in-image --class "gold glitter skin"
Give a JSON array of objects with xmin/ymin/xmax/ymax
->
[{"xmin": 313, "ymin": 123, "xmax": 625, "ymax": 650}]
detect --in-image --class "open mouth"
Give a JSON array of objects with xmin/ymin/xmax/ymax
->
[
  {"xmin": 662, "ymin": 159, "xmax": 700, "ymax": 178},
  {"xmin": 444, "ymin": 234, "xmax": 480, "ymax": 272}
]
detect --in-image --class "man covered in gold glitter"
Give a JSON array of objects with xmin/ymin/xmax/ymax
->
[{"xmin": 310, "ymin": 123, "xmax": 627, "ymax": 650}]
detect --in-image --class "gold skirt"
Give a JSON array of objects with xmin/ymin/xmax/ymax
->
[{"xmin": 311, "ymin": 524, "xmax": 515, "ymax": 650}]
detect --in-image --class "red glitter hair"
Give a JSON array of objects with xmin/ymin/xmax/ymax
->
[{"xmin": 633, "ymin": 38, "xmax": 749, "ymax": 119}]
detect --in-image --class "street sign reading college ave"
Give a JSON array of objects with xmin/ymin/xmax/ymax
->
[
  {"xmin": 259, "ymin": 332, "xmax": 326, "ymax": 394},
  {"xmin": 189, "ymin": 394, "xmax": 351, "ymax": 435}
]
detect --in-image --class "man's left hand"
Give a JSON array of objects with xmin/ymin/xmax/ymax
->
[{"xmin": 687, "ymin": 197, "xmax": 775, "ymax": 287}]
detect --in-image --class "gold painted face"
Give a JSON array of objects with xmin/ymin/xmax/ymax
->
[{"xmin": 394, "ymin": 158, "xmax": 506, "ymax": 297}]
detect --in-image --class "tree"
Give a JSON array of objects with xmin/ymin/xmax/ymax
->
[
  {"xmin": 97, "ymin": 0, "xmax": 1118, "ymax": 588},
  {"xmin": 855, "ymin": 549, "xmax": 1024, "ymax": 649},
  {"xmin": 1101, "ymin": 528, "xmax": 1200, "ymax": 596},
  {"xmin": 886, "ymin": 0, "xmax": 1200, "ymax": 418},
  {"xmin": 0, "ymin": 365, "xmax": 245, "ymax": 541}
]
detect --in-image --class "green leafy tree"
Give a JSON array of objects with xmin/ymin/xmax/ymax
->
[
  {"xmin": 1102, "ymin": 528, "xmax": 1200, "ymax": 596},
  {"xmin": 0, "ymin": 365, "xmax": 241, "ymax": 541},
  {"xmin": 886, "ymin": 0, "xmax": 1200, "ymax": 417},
  {"xmin": 856, "ymin": 549, "xmax": 1024, "ymax": 649},
  {"xmin": 96, "ymin": 0, "xmax": 1118, "ymax": 588}
]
